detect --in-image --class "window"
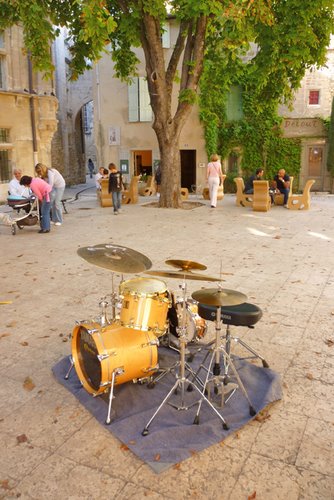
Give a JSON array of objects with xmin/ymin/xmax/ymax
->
[
  {"xmin": 226, "ymin": 86, "xmax": 243, "ymax": 121},
  {"xmin": 0, "ymin": 150, "xmax": 10, "ymax": 183},
  {"xmin": 162, "ymin": 23, "xmax": 170, "ymax": 48},
  {"xmin": 0, "ymin": 128, "xmax": 9, "ymax": 143},
  {"xmin": 0, "ymin": 55, "xmax": 5, "ymax": 89},
  {"xmin": 0, "ymin": 30, "xmax": 4, "ymax": 49},
  {"xmin": 82, "ymin": 101, "xmax": 93, "ymax": 135},
  {"xmin": 0, "ymin": 128, "xmax": 11, "ymax": 183},
  {"xmin": 309, "ymin": 90, "xmax": 320, "ymax": 105},
  {"xmin": 128, "ymin": 77, "xmax": 152, "ymax": 122}
]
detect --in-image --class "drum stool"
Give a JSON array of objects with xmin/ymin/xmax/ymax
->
[{"xmin": 197, "ymin": 302, "xmax": 269, "ymax": 373}]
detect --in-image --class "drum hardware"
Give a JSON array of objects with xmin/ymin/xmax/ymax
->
[
  {"xmin": 145, "ymin": 269, "xmax": 220, "ymax": 282},
  {"xmin": 77, "ymin": 243, "xmax": 152, "ymax": 273},
  {"xmin": 165, "ymin": 259, "xmax": 207, "ymax": 271},
  {"xmin": 99, "ymin": 298, "xmax": 110, "ymax": 327},
  {"xmin": 141, "ymin": 281, "xmax": 230, "ymax": 436},
  {"xmin": 189, "ymin": 286, "xmax": 257, "ymax": 419}
]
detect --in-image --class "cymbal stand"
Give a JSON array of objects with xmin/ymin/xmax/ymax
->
[
  {"xmin": 148, "ymin": 281, "xmax": 202, "ymax": 388},
  {"xmin": 142, "ymin": 282, "xmax": 229, "ymax": 435},
  {"xmin": 192, "ymin": 306, "xmax": 256, "ymax": 423}
]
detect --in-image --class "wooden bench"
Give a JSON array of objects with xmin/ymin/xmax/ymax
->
[
  {"xmin": 202, "ymin": 175, "xmax": 226, "ymax": 201},
  {"xmin": 99, "ymin": 178, "xmax": 113, "ymax": 207},
  {"xmin": 122, "ymin": 175, "xmax": 140, "ymax": 204},
  {"xmin": 180, "ymin": 187, "xmax": 189, "ymax": 201},
  {"xmin": 287, "ymin": 179, "xmax": 315, "ymax": 210},
  {"xmin": 234, "ymin": 177, "xmax": 253, "ymax": 207},
  {"xmin": 253, "ymin": 180, "xmax": 271, "ymax": 212},
  {"xmin": 138, "ymin": 176, "xmax": 156, "ymax": 196}
]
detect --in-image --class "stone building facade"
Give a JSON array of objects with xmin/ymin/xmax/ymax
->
[
  {"xmin": 92, "ymin": 26, "xmax": 334, "ymax": 193},
  {"xmin": 0, "ymin": 26, "xmax": 57, "ymax": 202},
  {"xmin": 51, "ymin": 29, "xmax": 95, "ymax": 185},
  {"xmin": 279, "ymin": 36, "xmax": 334, "ymax": 192}
]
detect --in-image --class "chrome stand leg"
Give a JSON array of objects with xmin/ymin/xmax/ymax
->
[
  {"xmin": 231, "ymin": 336, "xmax": 269, "ymax": 368},
  {"xmin": 142, "ymin": 281, "xmax": 229, "ymax": 436},
  {"xmin": 105, "ymin": 371, "xmax": 117, "ymax": 425},
  {"xmin": 64, "ymin": 355, "xmax": 74, "ymax": 380}
]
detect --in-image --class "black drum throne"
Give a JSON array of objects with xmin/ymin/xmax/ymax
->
[{"xmin": 197, "ymin": 302, "xmax": 269, "ymax": 376}]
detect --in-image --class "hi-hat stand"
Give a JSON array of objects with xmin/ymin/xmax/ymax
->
[{"xmin": 142, "ymin": 281, "xmax": 229, "ymax": 436}]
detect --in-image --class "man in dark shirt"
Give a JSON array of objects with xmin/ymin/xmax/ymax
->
[
  {"xmin": 108, "ymin": 163, "xmax": 123, "ymax": 214},
  {"xmin": 274, "ymin": 169, "xmax": 290, "ymax": 206},
  {"xmin": 244, "ymin": 168, "xmax": 264, "ymax": 194}
]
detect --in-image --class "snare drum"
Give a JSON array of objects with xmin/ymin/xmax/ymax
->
[
  {"xmin": 71, "ymin": 322, "xmax": 158, "ymax": 395},
  {"xmin": 119, "ymin": 277, "xmax": 170, "ymax": 336},
  {"xmin": 168, "ymin": 299, "xmax": 207, "ymax": 343}
]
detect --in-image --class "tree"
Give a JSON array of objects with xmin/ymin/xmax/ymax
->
[{"xmin": 1, "ymin": 1, "xmax": 333, "ymax": 206}]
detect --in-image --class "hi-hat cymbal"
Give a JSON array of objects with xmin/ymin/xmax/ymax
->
[
  {"xmin": 192, "ymin": 288, "xmax": 247, "ymax": 306},
  {"xmin": 145, "ymin": 270, "xmax": 220, "ymax": 282},
  {"xmin": 77, "ymin": 244, "xmax": 152, "ymax": 273},
  {"xmin": 165, "ymin": 259, "xmax": 207, "ymax": 271}
]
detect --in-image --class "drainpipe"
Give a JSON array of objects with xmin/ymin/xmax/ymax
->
[{"xmin": 27, "ymin": 52, "xmax": 38, "ymax": 166}]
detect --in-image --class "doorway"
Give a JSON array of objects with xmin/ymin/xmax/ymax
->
[
  {"xmin": 133, "ymin": 150, "xmax": 152, "ymax": 176},
  {"xmin": 180, "ymin": 150, "xmax": 196, "ymax": 190},
  {"xmin": 307, "ymin": 145, "xmax": 324, "ymax": 190}
]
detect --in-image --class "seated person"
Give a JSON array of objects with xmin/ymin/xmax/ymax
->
[
  {"xmin": 8, "ymin": 169, "xmax": 31, "ymax": 198},
  {"xmin": 244, "ymin": 168, "xmax": 264, "ymax": 194},
  {"xmin": 274, "ymin": 168, "xmax": 290, "ymax": 206},
  {"xmin": 95, "ymin": 167, "xmax": 108, "ymax": 191}
]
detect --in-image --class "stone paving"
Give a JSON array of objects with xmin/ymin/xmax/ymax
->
[{"xmin": 0, "ymin": 181, "xmax": 334, "ymax": 499}]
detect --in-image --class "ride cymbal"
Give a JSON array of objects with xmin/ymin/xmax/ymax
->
[
  {"xmin": 77, "ymin": 244, "xmax": 152, "ymax": 273},
  {"xmin": 165, "ymin": 259, "xmax": 207, "ymax": 271},
  {"xmin": 192, "ymin": 288, "xmax": 247, "ymax": 306},
  {"xmin": 145, "ymin": 269, "xmax": 220, "ymax": 282}
]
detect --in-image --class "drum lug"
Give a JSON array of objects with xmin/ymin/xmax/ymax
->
[
  {"xmin": 97, "ymin": 353, "xmax": 109, "ymax": 361},
  {"xmin": 142, "ymin": 363, "xmax": 159, "ymax": 373},
  {"xmin": 87, "ymin": 328, "xmax": 100, "ymax": 335}
]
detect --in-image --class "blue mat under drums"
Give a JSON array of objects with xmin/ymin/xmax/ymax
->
[{"xmin": 52, "ymin": 348, "xmax": 282, "ymax": 473}]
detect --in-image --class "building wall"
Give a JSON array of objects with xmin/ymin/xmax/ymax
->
[
  {"xmin": 0, "ymin": 26, "xmax": 57, "ymax": 202},
  {"xmin": 278, "ymin": 37, "xmax": 334, "ymax": 191},
  {"xmin": 51, "ymin": 30, "xmax": 94, "ymax": 185}
]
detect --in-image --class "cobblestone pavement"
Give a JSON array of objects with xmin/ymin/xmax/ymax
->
[{"xmin": 1, "ymin": 181, "xmax": 334, "ymax": 499}]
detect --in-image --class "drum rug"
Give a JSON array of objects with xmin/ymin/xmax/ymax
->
[{"xmin": 52, "ymin": 348, "xmax": 282, "ymax": 473}]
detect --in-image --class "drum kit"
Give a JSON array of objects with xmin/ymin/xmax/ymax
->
[{"xmin": 65, "ymin": 243, "xmax": 267, "ymax": 430}]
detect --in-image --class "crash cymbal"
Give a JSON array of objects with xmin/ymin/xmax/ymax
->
[
  {"xmin": 165, "ymin": 259, "xmax": 207, "ymax": 271},
  {"xmin": 77, "ymin": 244, "xmax": 152, "ymax": 273},
  {"xmin": 192, "ymin": 288, "xmax": 247, "ymax": 306},
  {"xmin": 119, "ymin": 277, "xmax": 167, "ymax": 295},
  {"xmin": 145, "ymin": 270, "xmax": 220, "ymax": 282}
]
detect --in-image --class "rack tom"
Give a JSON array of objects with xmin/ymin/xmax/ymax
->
[{"xmin": 119, "ymin": 277, "xmax": 170, "ymax": 336}]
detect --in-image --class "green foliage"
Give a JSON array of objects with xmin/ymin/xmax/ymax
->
[
  {"xmin": 179, "ymin": 88, "xmax": 197, "ymax": 105},
  {"xmin": 199, "ymin": 0, "xmax": 334, "ymax": 184}
]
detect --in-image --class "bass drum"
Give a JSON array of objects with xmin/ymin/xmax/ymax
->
[
  {"xmin": 71, "ymin": 322, "xmax": 158, "ymax": 395},
  {"xmin": 168, "ymin": 299, "xmax": 207, "ymax": 343}
]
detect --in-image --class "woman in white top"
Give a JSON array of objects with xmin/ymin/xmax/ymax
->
[
  {"xmin": 35, "ymin": 163, "xmax": 66, "ymax": 225},
  {"xmin": 206, "ymin": 153, "xmax": 224, "ymax": 208}
]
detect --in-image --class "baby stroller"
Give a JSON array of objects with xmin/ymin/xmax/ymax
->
[{"xmin": 4, "ymin": 196, "xmax": 40, "ymax": 235}]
